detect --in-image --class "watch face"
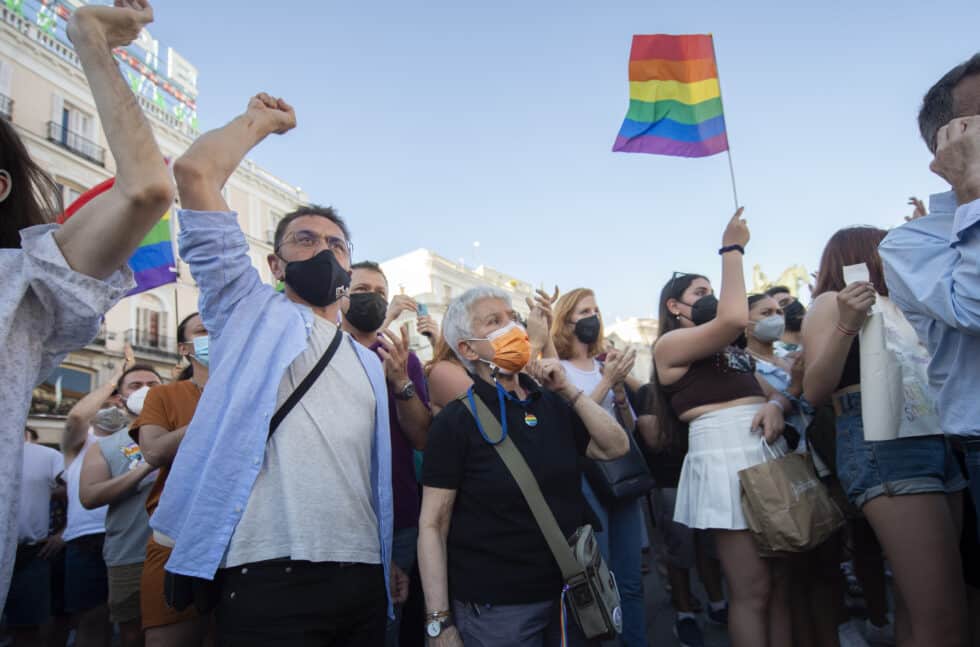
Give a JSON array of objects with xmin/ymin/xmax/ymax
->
[{"xmin": 426, "ymin": 620, "xmax": 441, "ymax": 638}]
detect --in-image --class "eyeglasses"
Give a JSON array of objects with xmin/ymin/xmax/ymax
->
[{"xmin": 277, "ymin": 229, "xmax": 353, "ymax": 259}]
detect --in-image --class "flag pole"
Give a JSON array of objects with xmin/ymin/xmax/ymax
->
[{"xmin": 709, "ymin": 33, "xmax": 740, "ymax": 211}]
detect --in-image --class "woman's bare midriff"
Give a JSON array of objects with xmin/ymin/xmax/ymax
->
[{"xmin": 679, "ymin": 396, "xmax": 766, "ymax": 423}]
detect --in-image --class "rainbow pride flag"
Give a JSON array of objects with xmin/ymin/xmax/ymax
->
[
  {"xmin": 613, "ymin": 34, "xmax": 729, "ymax": 158},
  {"xmin": 58, "ymin": 177, "xmax": 177, "ymax": 295}
]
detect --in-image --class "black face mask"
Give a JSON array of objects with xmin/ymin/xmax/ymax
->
[
  {"xmin": 346, "ymin": 292, "xmax": 388, "ymax": 333},
  {"xmin": 687, "ymin": 294, "xmax": 719, "ymax": 326},
  {"xmin": 573, "ymin": 315, "xmax": 601, "ymax": 344},
  {"xmin": 783, "ymin": 299, "xmax": 806, "ymax": 332},
  {"xmin": 283, "ymin": 250, "xmax": 351, "ymax": 307}
]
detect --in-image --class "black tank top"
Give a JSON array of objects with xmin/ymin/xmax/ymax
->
[
  {"xmin": 663, "ymin": 346, "xmax": 765, "ymax": 417},
  {"xmin": 836, "ymin": 338, "xmax": 861, "ymax": 390}
]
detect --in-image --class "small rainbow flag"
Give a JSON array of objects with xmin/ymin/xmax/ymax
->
[
  {"xmin": 613, "ymin": 34, "xmax": 729, "ymax": 158},
  {"xmin": 58, "ymin": 177, "xmax": 177, "ymax": 296}
]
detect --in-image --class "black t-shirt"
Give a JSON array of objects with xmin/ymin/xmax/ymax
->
[
  {"xmin": 422, "ymin": 374, "xmax": 591, "ymax": 605},
  {"xmin": 635, "ymin": 383, "xmax": 688, "ymax": 489}
]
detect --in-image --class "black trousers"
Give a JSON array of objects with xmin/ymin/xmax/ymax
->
[{"xmin": 215, "ymin": 560, "xmax": 387, "ymax": 647}]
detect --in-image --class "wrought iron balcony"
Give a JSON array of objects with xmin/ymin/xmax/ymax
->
[
  {"xmin": 47, "ymin": 120, "xmax": 105, "ymax": 166},
  {"xmin": 125, "ymin": 328, "xmax": 179, "ymax": 360}
]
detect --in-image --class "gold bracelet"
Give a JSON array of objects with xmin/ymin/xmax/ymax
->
[{"xmin": 425, "ymin": 610, "xmax": 451, "ymax": 620}]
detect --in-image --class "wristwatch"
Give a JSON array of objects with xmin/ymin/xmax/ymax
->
[
  {"xmin": 395, "ymin": 380, "xmax": 417, "ymax": 401},
  {"xmin": 425, "ymin": 614, "xmax": 454, "ymax": 638}
]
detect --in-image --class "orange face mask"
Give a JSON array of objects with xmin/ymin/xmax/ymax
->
[{"xmin": 474, "ymin": 322, "xmax": 531, "ymax": 374}]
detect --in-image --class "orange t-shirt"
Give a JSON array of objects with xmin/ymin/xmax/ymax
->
[{"xmin": 130, "ymin": 380, "xmax": 201, "ymax": 516}]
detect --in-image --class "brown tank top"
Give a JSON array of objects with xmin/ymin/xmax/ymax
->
[{"xmin": 663, "ymin": 346, "xmax": 765, "ymax": 417}]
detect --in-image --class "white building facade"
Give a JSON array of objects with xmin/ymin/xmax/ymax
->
[{"xmin": 3, "ymin": 0, "xmax": 308, "ymax": 444}]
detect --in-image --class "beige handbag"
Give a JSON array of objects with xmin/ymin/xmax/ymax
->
[{"xmin": 739, "ymin": 439, "xmax": 845, "ymax": 553}]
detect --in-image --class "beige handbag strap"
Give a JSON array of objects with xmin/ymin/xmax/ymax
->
[{"xmin": 459, "ymin": 391, "xmax": 583, "ymax": 580}]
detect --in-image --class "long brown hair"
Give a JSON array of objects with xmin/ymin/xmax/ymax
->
[
  {"xmin": 552, "ymin": 288, "xmax": 605, "ymax": 360},
  {"xmin": 424, "ymin": 331, "xmax": 462, "ymax": 378},
  {"xmin": 650, "ymin": 273, "xmax": 707, "ymax": 449},
  {"xmin": 0, "ymin": 119, "xmax": 62, "ymax": 248},
  {"xmin": 812, "ymin": 227, "xmax": 889, "ymax": 297}
]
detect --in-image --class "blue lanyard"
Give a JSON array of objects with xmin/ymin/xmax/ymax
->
[
  {"xmin": 467, "ymin": 382, "xmax": 534, "ymax": 446},
  {"xmin": 467, "ymin": 386, "xmax": 509, "ymax": 445}
]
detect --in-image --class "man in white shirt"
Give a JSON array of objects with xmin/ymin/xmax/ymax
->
[{"xmin": 2, "ymin": 429, "xmax": 64, "ymax": 646}]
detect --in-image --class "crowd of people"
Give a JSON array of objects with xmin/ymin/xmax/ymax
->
[{"xmin": 2, "ymin": 3, "xmax": 980, "ymax": 647}]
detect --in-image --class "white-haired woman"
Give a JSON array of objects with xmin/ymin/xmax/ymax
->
[{"xmin": 418, "ymin": 287, "xmax": 629, "ymax": 647}]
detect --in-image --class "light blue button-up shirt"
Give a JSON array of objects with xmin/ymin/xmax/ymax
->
[
  {"xmin": 879, "ymin": 191, "xmax": 980, "ymax": 438},
  {"xmin": 150, "ymin": 211, "xmax": 393, "ymax": 613}
]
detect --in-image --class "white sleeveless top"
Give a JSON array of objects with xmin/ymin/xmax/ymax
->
[{"xmin": 62, "ymin": 433, "xmax": 107, "ymax": 542}]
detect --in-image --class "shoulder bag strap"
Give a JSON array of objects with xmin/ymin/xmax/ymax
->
[
  {"xmin": 269, "ymin": 325, "xmax": 344, "ymax": 439},
  {"xmin": 457, "ymin": 390, "xmax": 583, "ymax": 580}
]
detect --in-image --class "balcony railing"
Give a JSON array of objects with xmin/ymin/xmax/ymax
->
[
  {"xmin": 0, "ymin": 93, "xmax": 11, "ymax": 121},
  {"xmin": 125, "ymin": 328, "xmax": 179, "ymax": 360},
  {"xmin": 47, "ymin": 120, "xmax": 105, "ymax": 166}
]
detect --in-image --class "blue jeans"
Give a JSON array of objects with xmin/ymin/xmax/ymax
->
[
  {"xmin": 582, "ymin": 478, "xmax": 646, "ymax": 647},
  {"xmin": 385, "ymin": 527, "xmax": 418, "ymax": 647},
  {"xmin": 965, "ymin": 441, "xmax": 980, "ymax": 536}
]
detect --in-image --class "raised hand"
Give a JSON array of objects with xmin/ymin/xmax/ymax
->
[
  {"xmin": 906, "ymin": 196, "xmax": 927, "ymax": 221},
  {"xmin": 722, "ymin": 207, "xmax": 749, "ymax": 248},
  {"xmin": 385, "ymin": 295, "xmax": 418, "ymax": 328},
  {"xmin": 526, "ymin": 359, "xmax": 572, "ymax": 398},
  {"xmin": 417, "ymin": 314, "xmax": 439, "ymax": 340},
  {"xmin": 836, "ymin": 281, "xmax": 877, "ymax": 331},
  {"xmin": 246, "ymin": 93, "xmax": 297, "ymax": 137},
  {"xmin": 931, "ymin": 116, "xmax": 980, "ymax": 204},
  {"xmin": 533, "ymin": 286, "xmax": 560, "ymax": 326},
  {"xmin": 67, "ymin": 0, "xmax": 154, "ymax": 50},
  {"xmin": 524, "ymin": 297, "xmax": 551, "ymax": 352},
  {"xmin": 376, "ymin": 323, "xmax": 411, "ymax": 387},
  {"xmin": 602, "ymin": 347, "xmax": 636, "ymax": 384}
]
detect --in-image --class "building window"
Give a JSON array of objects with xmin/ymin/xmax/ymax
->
[
  {"xmin": 48, "ymin": 102, "xmax": 105, "ymax": 166},
  {"xmin": 134, "ymin": 294, "xmax": 166, "ymax": 349},
  {"xmin": 30, "ymin": 365, "xmax": 94, "ymax": 417},
  {"xmin": 443, "ymin": 284, "xmax": 453, "ymax": 303}
]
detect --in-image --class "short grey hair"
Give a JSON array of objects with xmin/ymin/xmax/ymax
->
[
  {"xmin": 442, "ymin": 286, "xmax": 512, "ymax": 372},
  {"xmin": 919, "ymin": 53, "xmax": 980, "ymax": 154}
]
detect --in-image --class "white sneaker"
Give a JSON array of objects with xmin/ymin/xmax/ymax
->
[
  {"xmin": 838, "ymin": 619, "xmax": 871, "ymax": 647},
  {"xmin": 865, "ymin": 618, "xmax": 896, "ymax": 645}
]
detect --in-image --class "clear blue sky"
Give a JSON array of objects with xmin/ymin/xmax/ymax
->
[{"xmin": 147, "ymin": 0, "xmax": 977, "ymax": 321}]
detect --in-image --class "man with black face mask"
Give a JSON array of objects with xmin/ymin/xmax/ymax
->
[
  {"xmin": 343, "ymin": 261, "xmax": 430, "ymax": 646},
  {"xmin": 151, "ymin": 94, "xmax": 400, "ymax": 646},
  {"xmin": 764, "ymin": 286, "xmax": 806, "ymax": 356}
]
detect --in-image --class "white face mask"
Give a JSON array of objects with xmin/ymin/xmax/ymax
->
[
  {"xmin": 126, "ymin": 385, "xmax": 151, "ymax": 417},
  {"xmin": 0, "ymin": 170, "xmax": 11, "ymax": 203}
]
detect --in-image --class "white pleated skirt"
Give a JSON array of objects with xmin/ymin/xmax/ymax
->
[{"xmin": 673, "ymin": 403, "xmax": 787, "ymax": 530}]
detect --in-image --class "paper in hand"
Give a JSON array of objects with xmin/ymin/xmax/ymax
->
[{"xmin": 842, "ymin": 263, "xmax": 870, "ymax": 286}]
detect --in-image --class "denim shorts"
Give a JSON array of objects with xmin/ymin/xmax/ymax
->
[{"xmin": 835, "ymin": 392, "xmax": 967, "ymax": 509}]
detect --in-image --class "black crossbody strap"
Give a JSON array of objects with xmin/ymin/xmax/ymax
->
[{"xmin": 269, "ymin": 326, "xmax": 344, "ymax": 438}]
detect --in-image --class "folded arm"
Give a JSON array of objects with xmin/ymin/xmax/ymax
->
[{"xmin": 79, "ymin": 443, "xmax": 155, "ymax": 509}]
